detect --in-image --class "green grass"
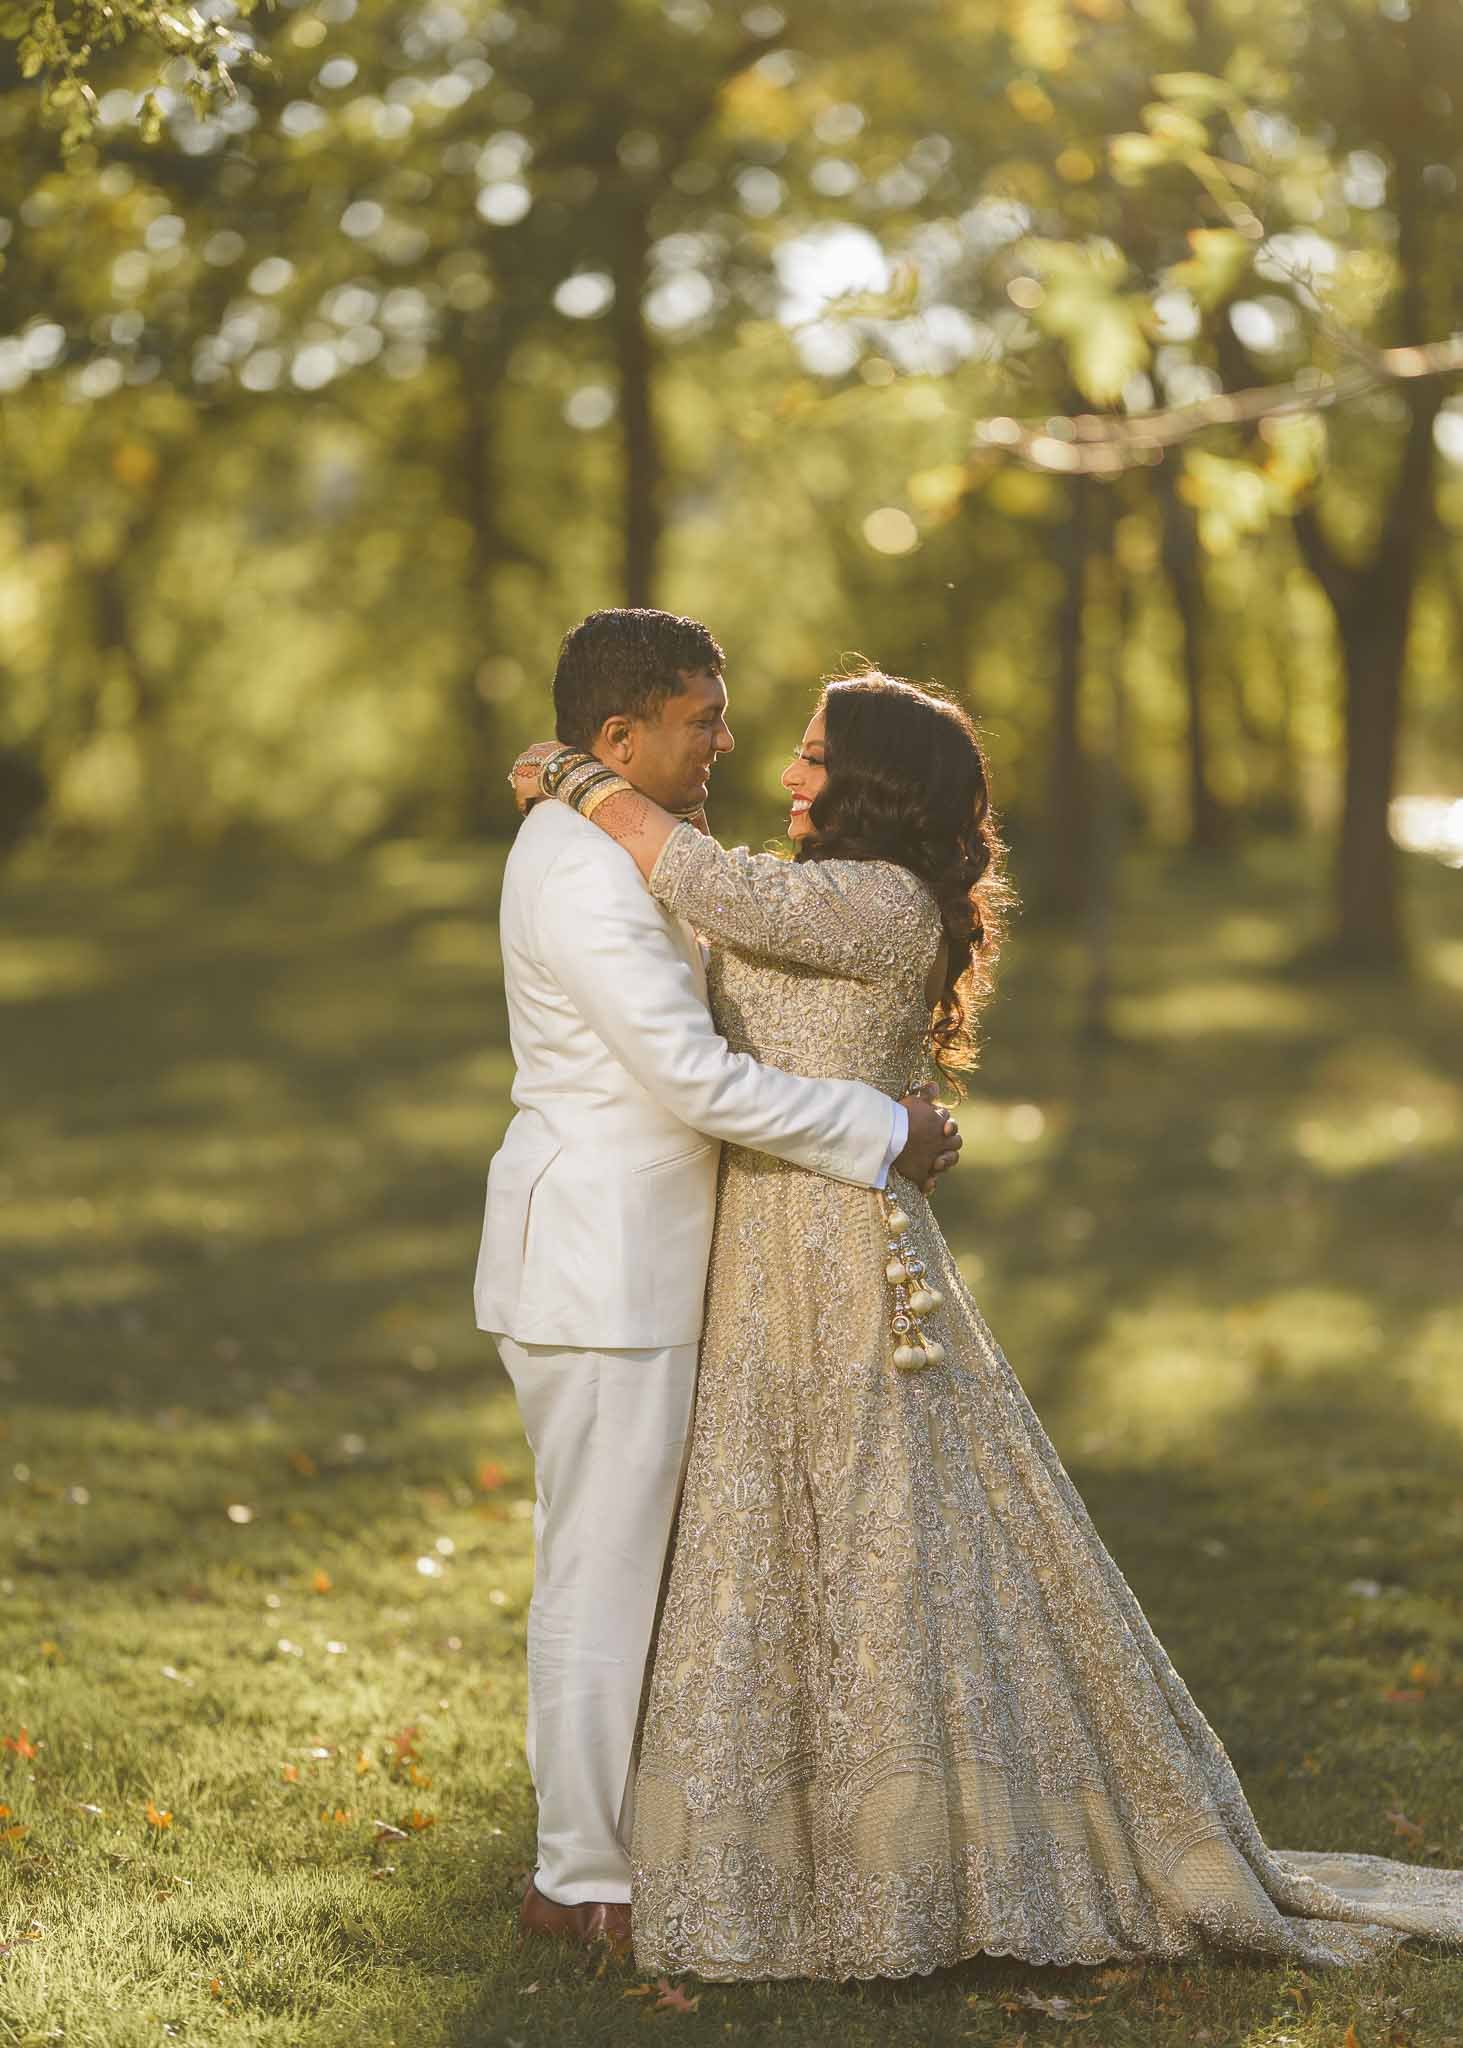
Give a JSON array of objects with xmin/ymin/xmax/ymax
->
[{"xmin": 1, "ymin": 833, "xmax": 1460, "ymax": 2048}]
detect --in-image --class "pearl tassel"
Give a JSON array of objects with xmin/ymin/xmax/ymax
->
[{"xmin": 878, "ymin": 1191, "xmax": 945, "ymax": 1372}]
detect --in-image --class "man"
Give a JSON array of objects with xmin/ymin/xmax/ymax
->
[{"xmin": 474, "ymin": 608, "xmax": 960, "ymax": 1952}]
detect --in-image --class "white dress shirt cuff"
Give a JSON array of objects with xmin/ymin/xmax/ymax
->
[{"xmin": 874, "ymin": 1100, "xmax": 908, "ymax": 1191}]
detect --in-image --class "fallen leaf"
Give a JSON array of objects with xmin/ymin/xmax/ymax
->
[
  {"xmin": 1407, "ymin": 1660, "xmax": 1440, "ymax": 1689},
  {"xmin": 1343, "ymin": 2026, "xmax": 1361, "ymax": 2048},
  {"xmin": 476, "ymin": 1459, "xmax": 507, "ymax": 1491},
  {"xmin": 1383, "ymin": 1689, "xmax": 1426, "ymax": 1706},
  {"xmin": 1006, "ymin": 1988, "xmax": 1091, "ymax": 2020},
  {"xmin": 311, "ymin": 1568, "xmax": 332, "ymax": 1595},
  {"xmin": 38, "ymin": 1641, "xmax": 61, "ymax": 1661},
  {"xmin": 407, "ymin": 1809, "xmax": 435, "ymax": 1831},
  {"xmin": 408, "ymin": 1764, "xmax": 432, "ymax": 1788},
  {"xmin": 1387, "ymin": 1809, "xmax": 1425, "ymax": 1842},
  {"xmin": 209, "ymin": 1978, "xmax": 223, "ymax": 1998},
  {"xmin": 373, "ymin": 1819, "xmax": 409, "ymax": 1841},
  {"xmin": 2, "ymin": 1727, "xmax": 38, "ymax": 1760},
  {"xmin": 2, "ymin": 1822, "xmax": 30, "ymax": 1845},
  {"xmin": 319, "ymin": 1807, "xmax": 352, "ymax": 1825},
  {"xmin": 144, "ymin": 1800, "xmax": 172, "ymax": 1830},
  {"xmin": 355, "ymin": 1750, "xmax": 374, "ymax": 1776},
  {"xmin": 390, "ymin": 1725, "xmax": 421, "ymax": 1766},
  {"xmin": 280, "ymin": 1765, "xmax": 300, "ymax": 1784},
  {"xmin": 652, "ymin": 1979, "xmax": 700, "ymax": 2013},
  {"xmin": 289, "ymin": 1451, "xmax": 318, "ymax": 1478}
]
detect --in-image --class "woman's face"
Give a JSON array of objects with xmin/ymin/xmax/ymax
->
[{"xmin": 780, "ymin": 709, "xmax": 827, "ymax": 843}]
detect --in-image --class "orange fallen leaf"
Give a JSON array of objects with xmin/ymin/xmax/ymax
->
[
  {"xmin": 1383, "ymin": 1689, "xmax": 1426, "ymax": 1705},
  {"xmin": 289, "ymin": 1450, "xmax": 318, "ymax": 1478},
  {"xmin": 2, "ymin": 1823, "xmax": 29, "ymax": 1845},
  {"xmin": 144, "ymin": 1800, "xmax": 172, "ymax": 1829},
  {"xmin": 280, "ymin": 1764, "xmax": 300, "ymax": 1784},
  {"xmin": 209, "ymin": 1977, "xmax": 223, "ymax": 1998},
  {"xmin": 2, "ymin": 1727, "xmax": 38, "ymax": 1760},
  {"xmin": 476, "ymin": 1459, "xmax": 506, "ymax": 1491},
  {"xmin": 1343, "ymin": 2026, "xmax": 1361, "ymax": 2048},
  {"xmin": 652, "ymin": 1978, "xmax": 700, "ymax": 2013},
  {"xmin": 311, "ymin": 1568, "xmax": 332, "ymax": 1595},
  {"xmin": 408, "ymin": 1764, "xmax": 432, "ymax": 1789},
  {"xmin": 390, "ymin": 1726, "xmax": 421, "ymax": 1765},
  {"xmin": 1387, "ymin": 1809, "xmax": 1425, "ymax": 1842},
  {"xmin": 319, "ymin": 1807, "xmax": 352, "ymax": 1825},
  {"xmin": 1407, "ymin": 1660, "xmax": 1440, "ymax": 1689},
  {"xmin": 407, "ymin": 1809, "xmax": 435, "ymax": 1831},
  {"xmin": 38, "ymin": 1641, "xmax": 61, "ymax": 1660},
  {"xmin": 355, "ymin": 1750, "xmax": 375, "ymax": 1776}
]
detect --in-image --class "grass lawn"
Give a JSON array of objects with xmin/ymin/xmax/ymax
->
[{"xmin": 1, "ymin": 833, "xmax": 1460, "ymax": 2048}]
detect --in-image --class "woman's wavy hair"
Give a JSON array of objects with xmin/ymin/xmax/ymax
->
[{"xmin": 797, "ymin": 666, "xmax": 1016, "ymax": 1080}]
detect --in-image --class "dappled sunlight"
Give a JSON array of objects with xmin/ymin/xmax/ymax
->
[
  {"xmin": 1210, "ymin": 911, "xmax": 1294, "ymax": 966},
  {"xmin": 1054, "ymin": 1285, "xmax": 1389, "ymax": 1461},
  {"xmin": 408, "ymin": 916, "xmax": 499, "ymax": 973},
  {"xmin": 0, "ymin": 934, "xmax": 116, "ymax": 1002},
  {"xmin": 160, "ymin": 1054, "xmax": 301, "ymax": 1113},
  {"xmin": 1113, "ymin": 976, "xmax": 1323, "ymax": 1040},
  {"xmin": 1401, "ymin": 1306, "xmax": 1463, "ymax": 1431}
]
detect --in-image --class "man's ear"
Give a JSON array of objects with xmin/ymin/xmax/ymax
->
[{"xmin": 598, "ymin": 714, "xmax": 635, "ymax": 763}]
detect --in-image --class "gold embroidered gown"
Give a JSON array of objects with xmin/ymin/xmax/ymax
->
[{"xmin": 627, "ymin": 825, "xmax": 1463, "ymax": 1982}]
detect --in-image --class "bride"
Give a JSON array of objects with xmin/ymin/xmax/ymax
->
[{"xmin": 521, "ymin": 669, "xmax": 1463, "ymax": 1981}]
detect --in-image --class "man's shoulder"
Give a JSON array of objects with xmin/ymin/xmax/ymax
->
[{"xmin": 506, "ymin": 800, "xmax": 642, "ymax": 901}]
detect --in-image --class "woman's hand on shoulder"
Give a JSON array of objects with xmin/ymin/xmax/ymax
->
[{"xmin": 507, "ymin": 741, "xmax": 563, "ymax": 816}]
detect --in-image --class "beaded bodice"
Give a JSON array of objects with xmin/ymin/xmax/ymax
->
[{"xmin": 649, "ymin": 828, "xmax": 942, "ymax": 1103}]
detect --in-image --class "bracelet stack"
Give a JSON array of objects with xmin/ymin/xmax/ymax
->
[{"xmin": 540, "ymin": 748, "xmax": 634, "ymax": 820}]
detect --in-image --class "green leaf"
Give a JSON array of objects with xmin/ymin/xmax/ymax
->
[
  {"xmin": 1109, "ymin": 132, "xmax": 1172, "ymax": 181},
  {"xmin": 1069, "ymin": 301, "xmax": 1150, "ymax": 405},
  {"xmin": 1152, "ymin": 71, "xmax": 1234, "ymax": 114},
  {"xmin": 1164, "ymin": 229, "xmax": 1253, "ymax": 310}
]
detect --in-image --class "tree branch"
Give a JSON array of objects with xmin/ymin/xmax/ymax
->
[{"xmin": 969, "ymin": 333, "xmax": 1461, "ymax": 477}]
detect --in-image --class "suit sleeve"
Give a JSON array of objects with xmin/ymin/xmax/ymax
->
[
  {"xmin": 647, "ymin": 823, "xmax": 941, "ymax": 985},
  {"xmin": 533, "ymin": 837, "xmax": 897, "ymax": 1188}
]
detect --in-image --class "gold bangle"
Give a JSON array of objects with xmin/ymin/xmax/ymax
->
[
  {"xmin": 556, "ymin": 761, "xmax": 607, "ymax": 807},
  {"xmin": 580, "ymin": 776, "xmax": 634, "ymax": 821}
]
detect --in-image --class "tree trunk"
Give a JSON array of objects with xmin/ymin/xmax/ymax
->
[
  {"xmin": 450, "ymin": 347, "xmax": 520, "ymax": 835},
  {"xmin": 1082, "ymin": 501, "xmax": 1127, "ymax": 1044},
  {"xmin": 1156, "ymin": 463, "xmax": 1227, "ymax": 852},
  {"xmin": 612, "ymin": 203, "xmax": 659, "ymax": 607},
  {"xmin": 1294, "ymin": 383, "xmax": 1441, "ymax": 967},
  {"xmin": 1044, "ymin": 472, "xmax": 1093, "ymax": 917}
]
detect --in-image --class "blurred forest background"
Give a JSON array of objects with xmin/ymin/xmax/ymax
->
[
  {"xmin": 3, "ymin": 8, "xmax": 1463, "ymax": 2043},
  {"xmin": 2, "ymin": 0, "xmax": 1461, "ymax": 972}
]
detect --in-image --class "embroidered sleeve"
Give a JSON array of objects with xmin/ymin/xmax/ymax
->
[{"xmin": 648, "ymin": 821, "xmax": 939, "ymax": 986}]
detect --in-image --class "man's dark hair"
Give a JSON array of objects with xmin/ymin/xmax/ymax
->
[{"xmin": 552, "ymin": 609, "xmax": 724, "ymax": 749}]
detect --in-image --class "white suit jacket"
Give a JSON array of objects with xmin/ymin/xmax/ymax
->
[{"xmin": 473, "ymin": 801, "xmax": 896, "ymax": 1350}]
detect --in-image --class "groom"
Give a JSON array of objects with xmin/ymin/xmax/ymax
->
[{"xmin": 474, "ymin": 608, "xmax": 960, "ymax": 1951}]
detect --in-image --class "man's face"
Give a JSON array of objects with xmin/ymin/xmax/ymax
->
[{"xmin": 606, "ymin": 669, "xmax": 735, "ymax": 812}]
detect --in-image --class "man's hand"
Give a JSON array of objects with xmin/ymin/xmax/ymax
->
[{"xmin": 895, "ymin": 1085, "xmax": 961, "ymax": 1195}]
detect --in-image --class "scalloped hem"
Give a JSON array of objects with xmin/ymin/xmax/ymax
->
[
  {"xmin": 630, "ymin": 1934, "xmax": 1188, "ymax": 1984},
  {"xmin": 630, "ymin": 1921, "xmax": 1409, "ymax": 1985}
]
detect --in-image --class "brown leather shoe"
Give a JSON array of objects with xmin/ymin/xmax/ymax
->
[{"xmin": 519, "ymin": 1879, "xmax": 632, "ymax": 1955}]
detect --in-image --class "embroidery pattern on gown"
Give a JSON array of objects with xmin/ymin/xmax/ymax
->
[{"xmin": 629, "ymin": 823, "xmax": 1463, "ymax": 1982}]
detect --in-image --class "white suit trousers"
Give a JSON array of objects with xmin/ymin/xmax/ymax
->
[{"xmin": 495, "ymin": 1335, "xmax": 697, "ymax": 1906}]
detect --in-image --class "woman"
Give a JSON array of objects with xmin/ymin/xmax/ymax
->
[{"xmin": 516, "ymin": 671, "xmax": 1463, "ymax": 1981}]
